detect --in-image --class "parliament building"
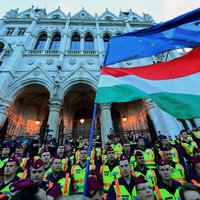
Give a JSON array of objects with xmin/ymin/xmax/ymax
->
[{"xmin": 0, "ymin": 6, "xmax": 199, "ymax": 143}]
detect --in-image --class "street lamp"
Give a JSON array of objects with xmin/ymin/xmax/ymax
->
[
  {"xmin": 80, "ymin": 118, "xmax": 85, "ymax": 124},
  {"xmin": 35, "ymin": 118, "xmax": 40, "ymax": 125},
  {"xmin": 122, "ymin": 115, "xmax": 127, "ymax": 122}
]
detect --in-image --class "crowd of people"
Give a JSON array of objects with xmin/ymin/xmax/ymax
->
[{"xmin": 0, "ymin": 127, "xmax": 200, "ymax": 200}]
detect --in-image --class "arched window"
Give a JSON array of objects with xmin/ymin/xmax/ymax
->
[
  {"xmin": 84, "ymin": 34, "xmax": 94, "ymax": 50},
  {"xmin": 103, "ymin": 34, "xmax": 110, "ymax": 51},
  {"xmin": 34, "ymin": 33, "xmax": 47, "ymax": 50},
  {"xmin": 70, "ymin": 34, "xmax": 80, "ymax": 50},
  {"xmin": 49, "ymin": 34, "xmax": 61, "ymax": 50}
]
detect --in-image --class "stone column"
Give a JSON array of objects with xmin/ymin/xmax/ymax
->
[
  {"xmin": 47, "ymin": 98, "xmax": 62, "ymax": 139},
  {"xmin": 100, "ymin": 104, "xmax": 113, "ymax": 145},
  {"xmin": 146, "ymin": 99, "xmax": 181, "ymax": 139},
  {"xmin": 0, "ymin": 99, "xmax": 12, "ymax": 127},
  {"xmin": 44, "ymin": 35, "xmax": 52, "ymax": 50},
  {"xmin": 95, "ymin": 19, "xmax": 104, "ymax": 64},
  {"xmin": 80, "ymin": 36, "xmax": 84, "ymax": 51}
]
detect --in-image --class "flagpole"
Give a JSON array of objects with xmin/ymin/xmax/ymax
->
[{"xmin": 82, "ymin": 104, "xmax": 97, "ymax": 199}]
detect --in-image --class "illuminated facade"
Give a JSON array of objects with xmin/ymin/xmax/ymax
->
[{"xmin": 0, "ymin": 7, "xmax": 199, "ymax": 143}]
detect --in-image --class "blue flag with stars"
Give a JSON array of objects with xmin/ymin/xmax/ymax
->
[{"xmin": 103, "ymin": 7, "xmax": 200, "ymax": 66}]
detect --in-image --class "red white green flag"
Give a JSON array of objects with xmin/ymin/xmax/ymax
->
[{"xmin": 95, "ymin": 47, "xmax": 200, "ymax": 119}]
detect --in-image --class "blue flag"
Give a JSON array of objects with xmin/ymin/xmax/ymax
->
[{"xmin": 103, "ymin": 7, "xmax": 200, "ymax": 66}]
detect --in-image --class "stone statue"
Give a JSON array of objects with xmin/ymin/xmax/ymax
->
[
  {"xmin": 6, "ymin": 8, "xmax": 19, "ymax": 18},
  {"xmin": 53, "ymin": 69, "xmax": 62, "ymax": 95},
  {"xmin": 143, "ymin": 12, "xmax": 154, "ymax": 22}
]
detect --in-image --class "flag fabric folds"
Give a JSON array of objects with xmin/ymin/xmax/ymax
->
[
  {"xmin": 95, "ymin": 47, "xmax": 200, "ymax": 119},
  {"xmin": 103, "ymin": 7, "xmax": 200, "ymax": 66}
]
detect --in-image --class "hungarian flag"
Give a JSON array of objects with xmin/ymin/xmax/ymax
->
[
  {"xmin": 104, "ymin": 7, "xmax": 200, "ymax": 65},
  {"xmin": 95, "ymin": 47, "xmax": 200, "ymax": 119}
]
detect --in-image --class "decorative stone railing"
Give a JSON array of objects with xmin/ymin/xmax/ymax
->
[
  {"xmin": 66, "ymin": 50, "xmax": 98, "ymax": 55},
  {"xmin": 23, "ymin": 50, "xmax": 60, "ymax": 56}
]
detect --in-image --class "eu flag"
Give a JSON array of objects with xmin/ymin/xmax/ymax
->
[{"xmin": 103, "ymin": 7, "xmax": 200, "ymax": 66}]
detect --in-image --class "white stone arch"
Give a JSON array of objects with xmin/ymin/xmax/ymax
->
[
  {"xmin": 50, "ymin": 30, "xmax": 63, "ymax": 37},
  {"xmin": 58, "ymin": 78, "xmax": 97, "ymax": 100},
  {"xmin": 101, "ymin": 31, "xmax": 113, "ymax": 38},
  {"xmin": 35, "ymin": 30, "xmax": 49, "ymax": 36},
  {"xmin": 83, "ymin": 31, "xmax": 95, "ymax": 38},
  {"xmin": 32, "ymin": 31, "xmax": 49, "ymax": 50},
  {"xmin": 7, "ymin": 79, "xmax": 52, "ymax": 102},
  {"xmin": 68, "ymin": 30, "xmax": 82, "ymax": 38},
  {"xmin": 0, "ymin": 38, "xmax": 13, "ymax": 57}
]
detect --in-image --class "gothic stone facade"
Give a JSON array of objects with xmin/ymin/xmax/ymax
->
[{"xmin": 0, "ymin": 7, "xmax": 199, "ymax": 143}]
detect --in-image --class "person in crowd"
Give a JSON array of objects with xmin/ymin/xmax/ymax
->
[
  {"xmin": 56, "ymin": 144, "xmax": 66, "ymax": 159},
  {"xmin": 122, "ymin": 140, "xmax": 136, "ymax": 169},
  {"xmin": 30, "ymin": 159, "xmax": 49, "ymax": 191},
  {"xmin": 179, "ymin": 130, "xmax": 198, "ymax": 163},
  {"xmin": 154, "ymin": 159, "xmax": 182, "ymax": 200},
  {"xmin": 64, "ymin": 142, "xmax": 75, "ymax": 172},
  {"xmin": 11, "ymin": 153, "xmax": 27, "ymax": 179},
  {"xmin": 179, "ymin": 182, "xmax": 200, "ymax": 200},
  {"xmin": 46, "ymin": 155, "xmax": 76, "ymax": 196},
  {"xmin": 28, "ymin": 134, "xmax": 40, "ymax": 158},
  {"xmin": 135, "ymin": 175, "xmax": 155, "ymax": 200},
  {"xmin": 0, "ymin": 157, "xmax": 20, "ymax": 197},
  {"xmin": 188, "ymin": 156, "xmax": 200, "ymax": 186},
  {"xmin": 162, "ymin": 147, "xmax": 187, "ymax": 184},
  {"xmin": 15, "ymin": 144, "xmax": 24, "ymax": 157},
  {"xmin": 191, "ymin": 127, "xmax": 200, "ymax": 146},
  {"xmin": 134, "ymin": 136, "xmax": 156, "ymax": 169},
  {"xmin": 109, "ymin": 133, "xmax": 123, "ymax": 157},
  {"xmin": 107, "ymin": 154, "xmax": 137, "ymax": 200},
  {"xmin": 86, "ymin": 175, "xmax": 103, "ymax": 200},
  {"xmin": 193, "ymin": 147, "xmax": 200, "ymax": 157},
  {"xmin": 9, "ymin": 178, "xmax": 61, "ymax": 200},
  {"xmin": 71, "ymin": 145, "xmax": 95, "ymax": 194},
  {"xmin": 40, "ymin": 147, "xmax": 52, "ymax": 179},
  {"xmin": 157, "ymin": 135, "xmax": 182, "ymax": 163},
  {"xmin": 47, "ymin": 138, "xmax": 58, "ymax": 157},
  {"xmin": 133, "ymin": 151, "xmax": 157, "ymax": 187},
  {"xmin": 100, "ymin": 146, "xmax": 120, "ymax": 199},
  {"xmin": 0, "ymin": 143, "xmax": 11, "ymax": 169},
  {"xmin": 7, "ymin": 135, "xmax": 18, "ymax": 155},
  {"xmin": 91, "ymin": 137, "xmax": 102, "ymax": 171}
]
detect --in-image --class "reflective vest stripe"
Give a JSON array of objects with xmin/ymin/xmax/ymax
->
[
  {"xmin": 103, "ymin": 183, "xmax": 111, "ymax": 187},
  {"xmin": 191, "ymin": 179, "xmax": 200, "ymax": 187},
  {"xmin": 145, "ymin": 159, "xmax": 155, "ymax": 162},
  {"xmin": 100, "ymin": 163, "xmax": 105, "ymax": 176},
  {"xmin": 0, "ymin": 194, "xmax": 6, "ymax": 198},
  {"xmin": 21, "ymin": 169, "xmax": 27, "ymax": 179},
  {"xmin": 75, "ymin": 179, "xmax": 84, "ymax": 183},
  {"xmin": 48, "ymin": 182, "xmax": 54, "ymax": 190},
  {"xmin": 63, "ymin": 173, "xmax": 69, "ymax": 196},
  {"xmin": 154, "ymin": 185, "xmax": 162, "ymax": 200},
  {"xmin": 173, "ymin": 177, "xmax": 185, "ymax": 181},
  {"xmin": 181, "ymin": 143, "xmax": 196, "ymax": 155},
  {"xmin": 92, "ymin": 148, "xmax": 95, "ymax": 160},
  {"xmin": 132, "ymin": 170, "xmax": 137, "ymax": 177},
  {"xmin": 91, "ymin": 160, "xmax": 95, "ymax": 170},
  {"xmin": 115, "ymin": 179, "xmax": 121, "ymax": 200},
  {"xmin": 71, "ymin": 166, "xmax": 75, "ymax": 175},
  {"xmin": 22, "ymin": 158, "xmax": 29, "ymax": 168},
  {"xmin": 63, "ymin": 157, "xmax": 69, "ymax": 172}
]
